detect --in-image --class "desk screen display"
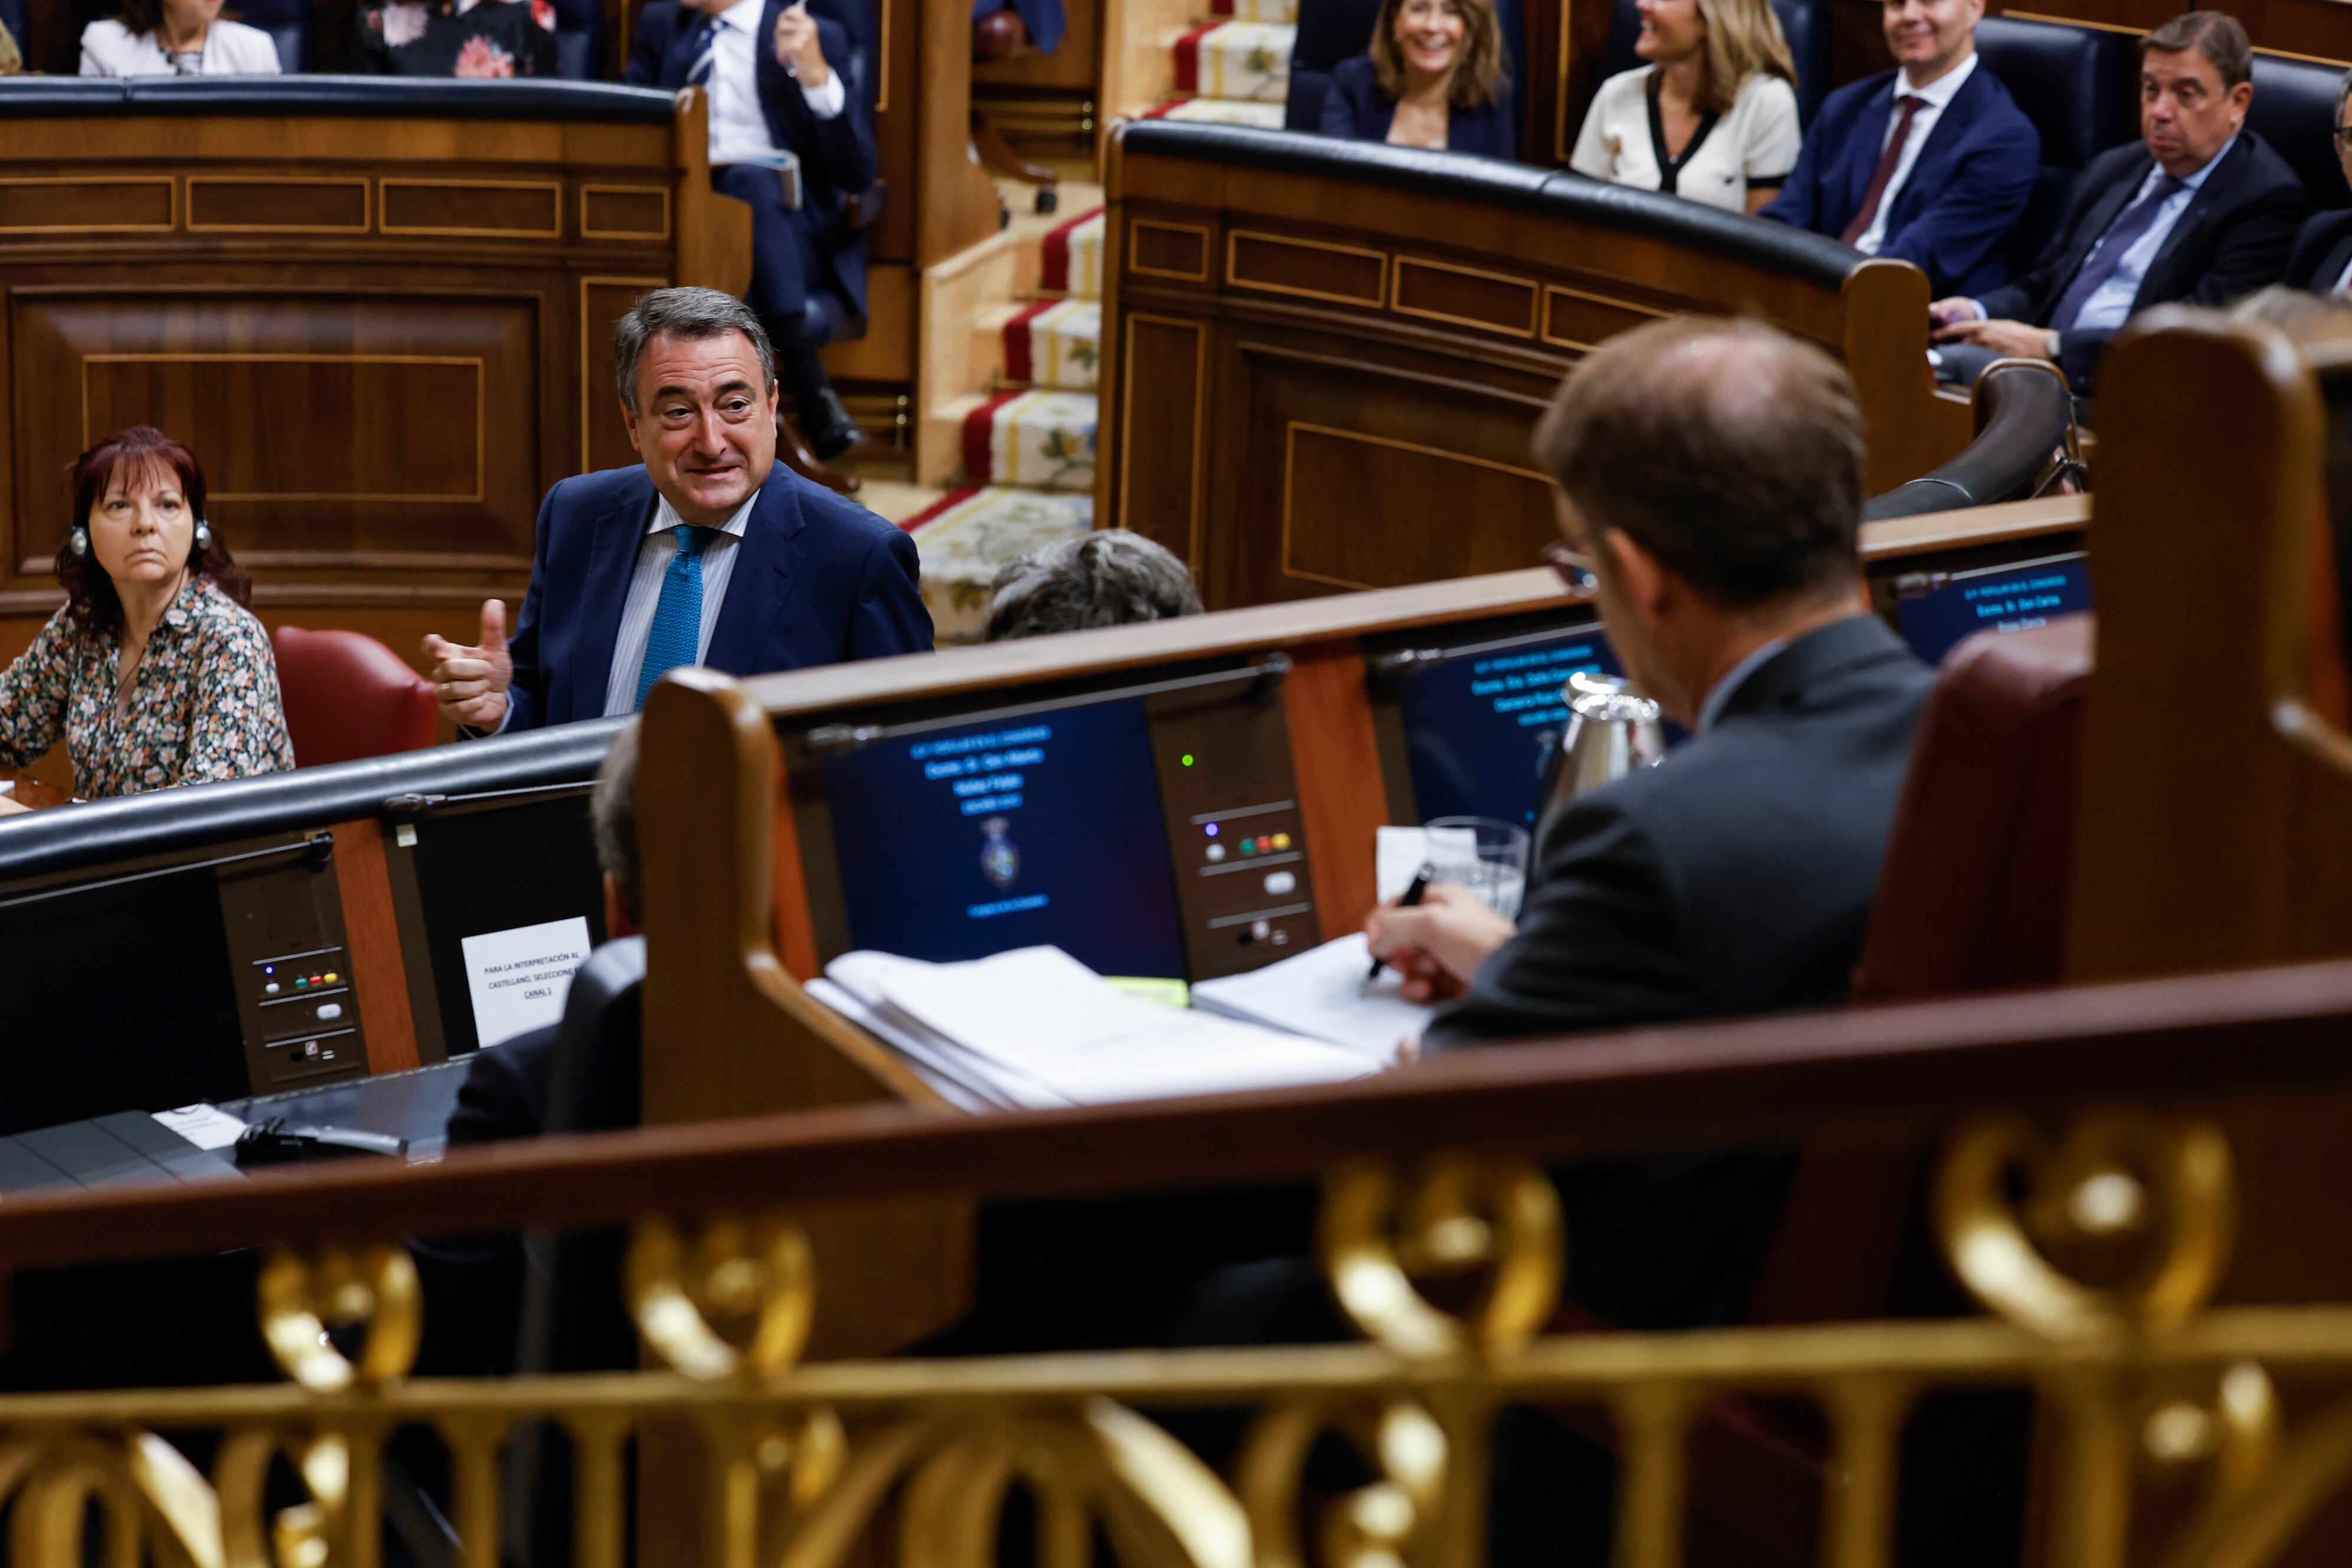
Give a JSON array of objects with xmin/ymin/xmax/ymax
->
[
  {"xmin": 1897, "ymin": 554, "xmax": 2092, "ymax": 664},
  {"xmin": 821, "ymin": 697, "xmax": 1189, "ymax": 978},
  {"xmin": 1393, "ymin": 626, "xmax": 1619, "ymax": 827}
]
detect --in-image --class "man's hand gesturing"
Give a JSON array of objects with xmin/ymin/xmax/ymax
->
[
  {"xmin": 773, "ymin": 1, "xmax": 830, "ymax": 86},
  {"xmin": 422, "ymin": 599, "xmax": 514, "ymax": 730}
]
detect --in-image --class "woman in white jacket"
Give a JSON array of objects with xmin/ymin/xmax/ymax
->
[{"xmin": 81, "ymin": 0, "xmax": 282, "ymax": 76}]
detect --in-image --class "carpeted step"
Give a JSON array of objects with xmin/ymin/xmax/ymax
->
[
  {"xmin": 1210, "ymin": 0, "xmax": 1298, "ymax": 21},
  {"xmin": 1038, "ymin": 206, "xmax": 1106, "ymax": 299},
  {"xmin": 1172, "ymin": 20, "xmax": 1293, "ymax": 103},
  {"xmin": 998, "ymin": 298, "xmax": 1101, "ymax": 391},
  {"xmin": 956, "ymin": 388, "xmax": 1098, "ymax": 493},
  {"xmin": 1142, "ymin": 97, "xmax": 1288, "ymax": 128},
  {"xmin": 904, "ymin": 485, "xmax": 1096, "ymax": 642}
]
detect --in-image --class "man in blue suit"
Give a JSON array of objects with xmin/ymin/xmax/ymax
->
[
  {"xmin": 1760, "ymin": 0, "xmax": 2038, "ymax": 298},
  {"xmin": 422, "ymin": 288, "xmax": 929, "ymax": 733},
  {"xmin": 627, "ymin": 0, "xmax": 874, "ymax": 458}
]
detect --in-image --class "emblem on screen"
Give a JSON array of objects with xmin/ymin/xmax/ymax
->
[{"xmin": 979, "ymin": 816, "xmax": 1021, "ymax": 890}]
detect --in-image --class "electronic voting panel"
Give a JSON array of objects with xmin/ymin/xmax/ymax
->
[
  {"xmin": 1363, "ymin": 608, "xmax": 1618, "ymax": 828},
  {"xmin": 786, "ymin": 656, "xmax": 1318, "ymax": 982},
  {"xmin": 1889, "ymin": 553, "xmax": 2093, "ymax": 664}
]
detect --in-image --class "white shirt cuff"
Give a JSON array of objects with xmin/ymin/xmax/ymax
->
[{"xmin": 801, "ymin": 70, "xmax": 844, "ymax": 119}]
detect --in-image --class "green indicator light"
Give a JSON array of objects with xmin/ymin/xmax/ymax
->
[{"xmin": 1181, "ymin": 753, "xmax": 1194, "ymax": 766}]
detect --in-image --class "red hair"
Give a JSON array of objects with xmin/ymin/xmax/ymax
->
[{"xmin": 54, "ymin": 426, "xmax": 250, "ymax": 640}]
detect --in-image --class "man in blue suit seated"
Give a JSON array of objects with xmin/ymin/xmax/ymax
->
[
  {"xmin": 626, "ymin": 0, "xmax": 873, "ymax": 458},
  {"xmin": 1759, "ymin": 0, "xmax": 2037, "ymax": 298},
  {"xmin": 422, "ymin": 288, "xmax": 930, "ymax": 733}
]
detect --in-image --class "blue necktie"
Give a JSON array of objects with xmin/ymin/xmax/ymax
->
[
  {"xmin": 635, "ymin": 525, "xmax": 712, "ymax": 710},
  {"xmin": 685, "ymin": 16, "xmax": 717, "ymax": 85},
  {"xmin": 2050, "ymin": 173, "xmax": 2188, "ymax": 334}
]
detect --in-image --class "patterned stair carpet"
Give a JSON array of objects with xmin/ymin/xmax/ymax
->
[
  {"xmin": 903, "ymin": 487, "xmax": 1095, "ymax": 643},
  {"xmin": 1002, "ymin": 299, "xmax": 1100, "ymax": 390},
  {"xmin": 1157, "ymin": 0, "xmax": 1296, "ymax": 124}
]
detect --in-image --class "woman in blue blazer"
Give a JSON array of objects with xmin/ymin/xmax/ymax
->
[{"xmin": 1318, "ymin": 0, "xmax": 1515, "ymax": 158}]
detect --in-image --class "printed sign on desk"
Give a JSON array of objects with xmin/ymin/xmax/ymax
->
[{"xmin": 460, "ymin": 916, "xmax": 593, "ymax": 1049}]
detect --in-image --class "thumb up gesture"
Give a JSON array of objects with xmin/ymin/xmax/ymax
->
[
  {"xmin": 422, "ymin": 599, "xmax": 514, "ymax": 730},
  {"xmin": 773, "ymin": 1, "xmax": 830, "ymax": 86}
]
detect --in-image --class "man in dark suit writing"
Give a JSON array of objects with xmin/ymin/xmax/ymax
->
[
  {"xmin": 423, "ymin": 288, "xmax": 929, "ymax": 733},
  {"xmin": 1930, "ymin": 11, "xmax": 2309, "ymax": 394},
  {"xmin": 628, "ymin": 0, "xmax": 874, "ymax": 458},
  {"xmin": 1760, "ymin": 0, "xmax": 2039, "ymax": 298}
]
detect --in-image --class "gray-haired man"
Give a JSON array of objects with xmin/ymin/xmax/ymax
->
[{"xmin": 423, "ymin": 286, "xmax": 929, "ymax": 733}]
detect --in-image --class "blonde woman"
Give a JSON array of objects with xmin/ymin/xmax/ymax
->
[
  {"xmin": 1570, "ymin": 0, "xmax": 1799, "ymax": 213},
  {"xmin": 1319, "ymin": 0, "xmax": 1515, "ymax": 158}
]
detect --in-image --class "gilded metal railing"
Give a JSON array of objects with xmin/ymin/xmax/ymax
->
[{"xmin": 11, "ymin": 1109, "xmax": 2352, "ymax": 1568}]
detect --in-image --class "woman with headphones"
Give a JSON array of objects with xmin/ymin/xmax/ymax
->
[{"xmin": 0, "ymin": 426, "xmax": 293, "ymax": 812}]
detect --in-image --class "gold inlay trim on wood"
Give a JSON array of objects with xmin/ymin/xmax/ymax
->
[
  {"xmin": 379, "ymin": 178, "xmax": 563, "ymax": 239},
  {"xmin": 1541, "ymin": 282, "xmax": 1674, "ymax": 351},
  {"xmin": 1391, "ymin": 256, "xmax": 1540, "ymax": 339},
  {"xmin": 0, "ymin": 177, "xmax": 175, "ymax": 234},
  {"xmin": 1117, "ymin": 312, "xmax": 1209, "ymax": 575},
  {"xmin": 185, "ymin": 176, "xmax": 369, "ymax": 234},
  {"xmin": 580, "ymin": 275, "xmax": 669, "ymax": 472},
  {"xmin": 1280, "ymin": 421, "xmax": 1551, "ymax": 591},
  {"xmin": 580, "ymin": 184, "xmax": 672, "ymax": 241},
  {"xmin": 1128, "ymin": 218, "xmax": 1212, "ymax": 283},
  {"xmin": 1226, "ymin": 228, "xmax": 1389, "ymax": 308},
  {"xmin": 81, "ymin": 352, "xmax": 487, "ymax": 504}
]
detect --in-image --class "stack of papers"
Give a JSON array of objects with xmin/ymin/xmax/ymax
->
[
  {"xmin": 811, "ymin": 945, "xmax": 1377, "ymax": 1110},
  {"xmin": 1191, "ymin": 933, "xmax": 1434, "ymax": 1062}
]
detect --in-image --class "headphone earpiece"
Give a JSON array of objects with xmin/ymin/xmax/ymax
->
[
  {"xmin": 192, "ymin": 518, "xmax": 212, "ymax": 553},
  {"xmin": 67, "ymin": 526, "xmax": 89, "ymax": 559}
]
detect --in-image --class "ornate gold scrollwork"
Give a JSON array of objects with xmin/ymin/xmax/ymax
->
[
  {"xmin": 214, "ymin": 1426, "xmax": 360, "ymax": 1568},
  {"xmin": 1319, "ymin": 1157, "xmax": 1563, "ymax": 1360},
  {"xmin": 627, "ymin": 1213, "xmax": 814, "ymax": 1379},
  {"xmin": 1236, "ymin": 1399, "xmax": 1450, "ymax": 1568},
  {"xmin": 257, "ymin": 1243, "xmax": 422, "ymax": 1392},
  {"xmin": 1933, "ymin": 1110, "xmax": 2233, "ymax": 1341}
]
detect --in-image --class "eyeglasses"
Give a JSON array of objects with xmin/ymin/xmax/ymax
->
[{"xmin": 1543, "ymin": 541, "xmax": 1600, "ymax": 600}]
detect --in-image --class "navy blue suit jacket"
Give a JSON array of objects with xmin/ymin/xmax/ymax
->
[
  {"xmin": 1317, "ymin": 55, "xmax": 1517, "ymax": 160},
  {"xmin": 502, "ymin": 463, "xmax": 931, "ymax": 732},
  {"xmin": 2288, "ymin": 206, "xmax": 2352, "ymax": 292},
  {"xmin": 626, "ymin": 0, "xmax": 876, "ymax": 320},
  {"xmin": 1760, "ymin": 61, "xmax": 2037, "ymax": 298}
]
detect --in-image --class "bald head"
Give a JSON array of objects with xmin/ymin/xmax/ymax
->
[{"xmin": 1534, "ymin": 316, "xmax": 1866, "ymax": 609}]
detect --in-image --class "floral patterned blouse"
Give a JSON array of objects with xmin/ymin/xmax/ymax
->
[
  {"xmin": 354, "ymin": 0, "xmax": 557, "ymax": 77},
  {"xmin": 0, "ymin": 576, "xmax": 296, "ymax": 798}
]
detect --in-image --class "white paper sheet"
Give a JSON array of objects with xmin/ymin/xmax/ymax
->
[
  {"xmin": 153, "ymin": 1103, "xmax": 247, "ymax": 1151},
  {"xmin": 1190, "ymin": 933, "xmax": 1434, "ymax": 1063},
  {"xmin": 460, "ymin": 916, "xmax": 593, "ymax": 1048},
  {"xmin": 1375, "ymin": 825, "xmax": 1477, "ymax": 902}
]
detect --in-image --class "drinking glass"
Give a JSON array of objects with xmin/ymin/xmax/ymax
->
[{"xmin": 1423, "ymin": 815, "xmax": 1532, "ymax": 921}]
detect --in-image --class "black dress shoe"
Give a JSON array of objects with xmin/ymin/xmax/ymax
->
[{"xmin": 805, "ymin": 388, "xmax": 867, "ymax": 461}]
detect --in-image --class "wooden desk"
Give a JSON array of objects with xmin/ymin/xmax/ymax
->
[{"xmin": 0, "ymin": 768, "xmax": 68, "ymax": 811}]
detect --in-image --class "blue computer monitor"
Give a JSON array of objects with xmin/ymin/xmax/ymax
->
[
  {"xmin": 1390, "ymin": 623, "xmax": 1621, "ymax": 827},
  {"xmin": 819, "ymin": 696, "xmax": 1190, "ymax": 978},
  {"xmin": 1895, "ymin": 553, "xmax": 2092, "ymax": 665}
]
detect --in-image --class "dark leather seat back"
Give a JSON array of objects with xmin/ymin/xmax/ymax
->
[
  {"xmin": 1596, "ymin": 0, "xmax": 1832, "ymax": 125},
  {"xmin": 272, "ymin": 624, "xmax": 437, "ymax": 769},
  {"xmin": 1976, "ymin": 14, "xmax": 2141, "ymax": 269},
  {"xmin": 1852, "ymin": 615, "xmax": 2093, "ymax": 1003},
  {"xmin": 2249, "ymin": 50, "xmax": 2352, "ymax": 210}
]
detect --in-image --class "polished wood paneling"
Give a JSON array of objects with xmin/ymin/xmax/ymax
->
[
  {"xmin": 1129, "ymin": 218, "xmax": 1211, "ymax": 282},
  {"xmin": 1282, "ymin": 642, "xmax": 1387, "ymax": 937},
  {"xmin": 1394, "ymin": 256, "xmax": 1541, "ymax": 338},
  {"xmin": 1279, "ymin": 419, "xmax": 1557, "ymax": 593},
  {"xmin": 1227, "ymin": 228, "xmax": 1389, "ymax": 306},
  {"xmin": 582, "ymin": 275, "xmax": 668, "ymax": 472},
  {"xmin": 187, "ymin": 178, "xmax": 369, "ymax": 234},
  {"xmin": 580, "ymin": 184, "xmax": 671, "ymax": 240},
  {"xmin": 1116, "ymin": 312, "xmax": 1207, "ymax": 569},
  {"xmin": 331, "ymin": 817, "xmax": 423, "ymax": 1075},
  {"xmin": 380, "ymin": 178, "xmax": 563, "ymax": 238},
  {"xmin": 0, "ymin": 177, "xmax": 173, "ymax": 233},
  {"xmin": 1542, "ymin": 281, "xmax": 1667, "ymax": 348}
]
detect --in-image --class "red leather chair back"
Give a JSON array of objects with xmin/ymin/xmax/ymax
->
[
  {"xmin": 272, "ymin": 625, "xmax": 437, "ymax": 769},
  {"xmin": 1852, "ymin": 615, "xmax": 2095, "ymax": 1004}
]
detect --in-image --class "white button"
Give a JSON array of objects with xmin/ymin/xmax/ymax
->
[
  {"xmin": 264, "ymin": 983, "xmax": 280, "ymax": 995},
  {"xmin": 1263, "ymin": 871, "xmax": 1296, "ymax": 895},
  {"xmin": 1206, "ymin": 844, "xmax": 1226, "ymax": 862},
  {"xmin": 1250, "ymin": 919, "xmax": 1272, "ymax": 940},
  {"xmin": 316, "ymin": 1003, "xmax": 344, "ymax": 1021}
]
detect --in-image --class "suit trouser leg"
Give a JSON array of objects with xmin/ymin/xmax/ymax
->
[{"xmin": 710, "ymin": 164, "xmax": 838, "ymax": 430}]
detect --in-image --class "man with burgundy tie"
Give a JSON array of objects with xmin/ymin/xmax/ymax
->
[
  {"xmin": 1930, "ymin": 11, "xmax": 2308, "ymax": 395},
  {"xmin": 422, "ymin": 288, "xmax": 930, "ymax": 734},
  {"xmin": 1759, "ymin": 0, "xmax": 2037, "ymax": 297}
]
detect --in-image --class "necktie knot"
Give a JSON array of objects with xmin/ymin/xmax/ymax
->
[
  {"xmin": 1896, "ymin": 93, "xmax": 1927, "ymax": 116},
  {"xmin": 674, "ymin": 523, "xmax": 712, "ymax": 558}
]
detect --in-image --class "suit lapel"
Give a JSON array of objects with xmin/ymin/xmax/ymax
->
[
  {"xmin": 704, "ymin": 466, "xmax": 810, "ymax": 675},
  {"xmin": 661, "ymin": 6, "xmax": 703, "ymax": 86},
  {"xmin": 572, "ymin": 478, "xmax": 656, "ymax": 720},
  {"xmin": 1893, "ymin": 69, "xmax": 1976, "ymax": 220},
  {"xmin": 2325, "ymin": 227, "xmax": 2352, "ymax": 293},
  {"xmin": 1845, "ymin": 83, "xmax": 1897, "ymax": 220},
  {"xmin": 2048, "ymin": 152, "xmax": 2150, "ymax": 308},
  {"xmin": 2137, "ymin": 138, "xmax": 2245, "ymax": 306}
]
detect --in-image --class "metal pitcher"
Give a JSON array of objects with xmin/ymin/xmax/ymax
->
[{"xmin": 1538, "ymin": 672, "xmax": 1664, "ymax": 821}]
